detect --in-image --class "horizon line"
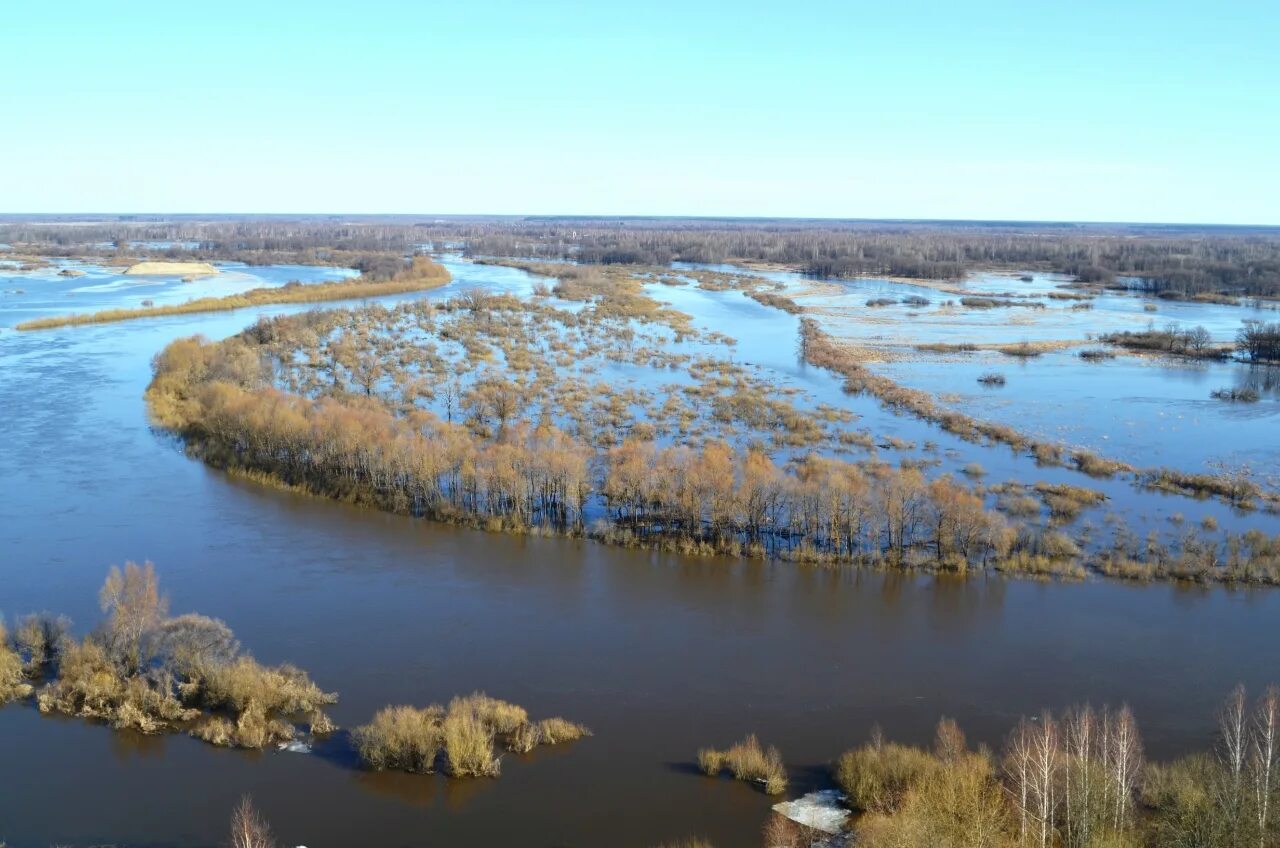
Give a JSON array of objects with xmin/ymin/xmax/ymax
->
[{"xmin": 3, "ymin": 212, "xmax": 1280, "ymax": 230}]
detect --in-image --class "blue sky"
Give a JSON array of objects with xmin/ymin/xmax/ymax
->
[{"xmin": 2, "ymin": 0, "xmax": 1277, "ymax": 223}]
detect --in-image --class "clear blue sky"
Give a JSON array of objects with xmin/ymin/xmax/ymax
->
[{"xmin": 3, "ymin": 0, "xmax": 1277, "ymax": 223}]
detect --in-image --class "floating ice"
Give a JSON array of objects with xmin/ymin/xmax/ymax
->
[
  {"xmin": 771, "ymin": 789, "xmax": 849, "ymax": 835},
  {"xmin": 278, "ymin": 739, "xmax": 311, "ymax": 753}
]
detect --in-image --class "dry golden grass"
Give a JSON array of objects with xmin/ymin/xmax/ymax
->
[
  {"xmin": 443, "ymin": 709, "xmax": 501, "ymax": 777},
  {"xmin": 448, "ymin": 691, "xmax": 528, "ymax": 734},
  {"xmin": 508, "ymin": 716, "xmax": 593, "ymax": 752},
  {"xmin": 352, "ymin": 705, "xmax": 445, "ymax": 772},
  {"xmin": 0, "ymin": 620, "xmax": 34, "ymax": 703},
  {"xmin": 353, "ymin": 694, "xmax": 588, "ymax": 774},
  {"xmin": 697, "ymin": 734, "xmax": 786, "ymax": 794}
]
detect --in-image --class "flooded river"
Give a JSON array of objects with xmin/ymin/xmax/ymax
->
[{"xmin": 2, "ymin": 258, "xmax": 1279, "ymax": 847}]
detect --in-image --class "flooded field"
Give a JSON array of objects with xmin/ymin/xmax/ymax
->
[
  {"xmin": 2, "ymin": 256, "xmax": 1280, "ymax": 847},
  {"xmin": 759, "ymin": 265, "xmax": 1280, "ymax": 485}
]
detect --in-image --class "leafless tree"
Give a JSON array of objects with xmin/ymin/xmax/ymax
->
[
  {"xmin": 1102, "ymin": 704, "xmax": 1142, "ymax": 831},
  {"xmin": 1252, "ymin": 686, "xmax": 1280, "ymax": 848},
  {"xmin": 1222, "ymin": 684, "xmax": 1251, "ymax": 841},
  {"xmin": 98, "ymin": 561, "xmax": 168, "ymax": 673},
  {"xmin": 1062, "ymin": 705, "xmax": 1100, "ymax": 848},
  {"xmin": 229, "ymin": 795, "xmax": 275, "ymax": 848}
]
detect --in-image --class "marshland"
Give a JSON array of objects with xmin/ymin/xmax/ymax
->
[{"xmin": 4, "ymin": 217, "xmax": 1280, "ymax": 847}]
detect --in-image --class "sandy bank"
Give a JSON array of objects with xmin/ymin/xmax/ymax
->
[{"xmin": 124, "ymin": 261, "xmax": 219, "ymax": 277}]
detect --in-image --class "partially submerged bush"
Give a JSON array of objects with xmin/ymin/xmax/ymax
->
[
  {"xmin": 352, "ymin": 705, "xmax": 444, "ymax": 772},
  {"xmin": 37, "ymin": 637, "xmax": 198, "ymax": 732},
  {"xmin": 697, "ymin": 747, "xmax": 726, "ymax": 775},
  {"xmin": 697, "ymin": 734, "xmax": 786, "ymax": 794},
  {"xmin": 353, "ymin": 693, "xmax": 589, "ymax": 776},
  {"xmin": 0, "ymin": 620, "xmax": 34, "ymax": 703},
  {"xmin": 1211, "ymin": 386, "xmax": 1260, "ymax": 402},
  {"xmin": 190, "ymin": 710, "xmax": 296, "ymax": 749},
  {"xmin": 447, "ymin": 691, "xmax": 527, "ymax": 734},
  {"xmin": 13, "ymin": 612, "xmax": 70, "ymax": 675},
  {"xmin": 444, "ymin": 709, "xmax": 501, "ymax": 777},
  {"xmin": 24, "ymin": 564, "xmax": 335, "ymax": 748},
  {"xmin": 507, "ymin": 716, "xmax": 592, "ymax": 752}
]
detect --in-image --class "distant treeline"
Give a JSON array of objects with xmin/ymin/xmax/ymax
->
[
  {"xmin": 456, "ymin": 226, "xmax": 1280, "ymax": 297},
  {"xmin": 6, "ymin": 217, "xmax": 1280, "ymax": 297}
]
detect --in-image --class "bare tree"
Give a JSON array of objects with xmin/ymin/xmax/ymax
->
[
  {"xmin": 1005, "ymin": 718, "xmax": 1034, "ymax": 845},
  {"xmin": 1253, "ymin": 686, "xmax": 1280, "ymax": 848},
  {"xmin": 98, "ymin": 561, "xmax": 168, "ymax": 673},
  {"xmin": 1062, "ymin": 705, "xmax": 1100, "ymax": 848},
  {"xmin": 935, "ymin": 717, "xmax": 967, "ymax": 763},
  {"xmin": 1222, "ymin": 684, "xmax": 1251, "ymax": 842},
  {"xmin": 1103, "ymin": 704, "xmax": 1143, "ymax": 831},
  {"xmin": 1027, "ymin": 711, "xmax": 1062, "ymax": 848},
  {"xmin": 229, "ymin": 795, "xmax": 275, "ymax": 848}
]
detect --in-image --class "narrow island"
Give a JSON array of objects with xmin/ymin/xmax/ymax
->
[
  {"xmin": 15, "ymin": 255, "xmax": 451, "ymax": 331},
  {"xmin": 123, "ymin": 260, "xmax": 220, "ymax": 277}
]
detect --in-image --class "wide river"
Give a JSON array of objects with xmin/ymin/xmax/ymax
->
[{"xmin": 1, "ymin": 258, "xmax": 1279, "ymax": 847}]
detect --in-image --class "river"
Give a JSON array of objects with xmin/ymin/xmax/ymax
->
[{"xmin": 1, "ymin": 258, "xmax": 1278, "ymax": 847}]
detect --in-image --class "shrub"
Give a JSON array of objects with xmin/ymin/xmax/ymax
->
[
  {"xmin": 0, "ymin": 620, "xmax": 34, "ymax": 703},
  {"xmin": 13, "ymin": 612, "xmax": 70, "ymax": 674},
  {"xmin": 443, "ymin": 709, "xmax": 501, "ymax": 777},
  {"xmin": 447, "ymin": 691, "xmax": 528, "ymax": 734},
  {"xmin": 37, "ymin": 637, "xmax": 196, "ymax": 731},
  {"xmin": 698, "ymin": 734, "xmax": 786, "ymax": 794},
  {"xmin": 505, "ymin": 716, "xmax": 591, "ymax": 753},
  {"xmin": 352, "ymin": 705, "xmax": 444, "ymax": 772},
  {"xmin": 189, "ymin": 710, "xmax": 296, "ymax": 748},
  {"xmin": 698, "ymin": 747, "xmax": 726, "ymax": 775},
  {"xmin": 196, "ymin": 656, "xmax": 336, "ymax": 718},
  {"xmin": 835, "ymin": 741, "xmax": 937, "ymax": 813},
  {"xmin": 1210, "ymin": 386, "xmax": 1260, "ymax": 402}
]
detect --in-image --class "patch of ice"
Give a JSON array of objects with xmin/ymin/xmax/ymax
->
[
  {"xmin": 278, "ymin": 739, "xmax": 311, "ymax": 753},
  {"xmin": 772, "ymin": 789, "xmax": 849, "ymax": 835}
]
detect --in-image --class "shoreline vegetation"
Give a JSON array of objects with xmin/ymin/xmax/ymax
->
[
  {"xmin": 0, "ymin": 562, "xmax": 587, "ymax": 778},
  {"xmin": 14, "ymin": 255, "xmax": 451, "ymax": 331},
  {"xmin": 188, "ymin": 683, "xmax": 1280, "ymax": 848},
  {"xmin": 823, "ymin": 684, "xmax": 1280, "ymax": 848}
]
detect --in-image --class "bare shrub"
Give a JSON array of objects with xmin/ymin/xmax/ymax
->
[
  {"xmin": 352, "ymin": 705, "xmax": 444, "ymax": 772},
  {"xmin": 443, "ymin": 709, "xmax": 500, "ymax": 777},
  {"xmin": 698, "ymin": 734, "xmax": 786, "ymax": 794}
]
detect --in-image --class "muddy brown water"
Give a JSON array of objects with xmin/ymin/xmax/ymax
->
[{"xmin": 2, "ymin": 261, "xmax": 1279, "ymax": 847}]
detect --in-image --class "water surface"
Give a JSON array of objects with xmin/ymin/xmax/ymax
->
[{"xmin": 1, "ymin": 258, "xmax": 1279, "ymax": 847}]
